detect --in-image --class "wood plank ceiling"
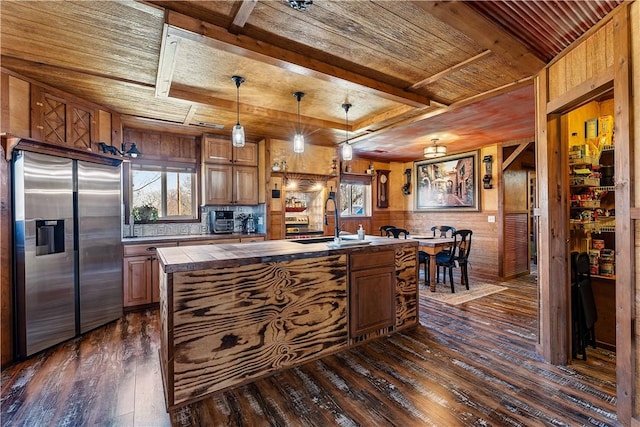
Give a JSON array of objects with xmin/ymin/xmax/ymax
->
[{"xmin": 0, "ymin": 0, "xmax": 623, "ymax": 161}]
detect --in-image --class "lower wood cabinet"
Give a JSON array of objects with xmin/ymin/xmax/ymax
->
[
  {"xmin": 123, "ymin": 237, "xmax": 266, "ymax": 308},
  {"xmin": 123, "ymin": 242, "xmax": 177, "ymax": 308},
  {"xmin": 349, "ymin": 250, "xmax": 396, "ymax": 336}
]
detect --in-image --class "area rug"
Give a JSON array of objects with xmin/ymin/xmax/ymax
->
[{"xmin": 421, "ymin": 283, "xmax": 508, "ymax": 305}]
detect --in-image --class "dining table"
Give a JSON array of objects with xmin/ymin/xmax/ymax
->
[{"xmin": 409, "ymin": 235, "xmax": 455, "ymax": 292}]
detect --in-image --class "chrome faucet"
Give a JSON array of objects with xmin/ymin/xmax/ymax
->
[{"xmin": 324, "ymin": 190, "xmax": 341, "ymax": 239}]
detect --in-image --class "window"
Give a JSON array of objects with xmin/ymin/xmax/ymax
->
[
  {"xmin": 130, "ymin": 163, "xmax": 197, "ymax": 221},
  {"xmin": 339, "ymin": 181, "xmax": 371, "ymax": 217}
]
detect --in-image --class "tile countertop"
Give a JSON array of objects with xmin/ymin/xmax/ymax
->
[
  {"xmin": 157, "ymin": 235, "xmax": 418, "ymax": 274},
  {"xmin": 121, "ymin": 233, "xmax": 266, "ymax": 244}
]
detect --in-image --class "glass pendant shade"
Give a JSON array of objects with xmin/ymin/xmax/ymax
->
[
  {"xmin": 293, "ymin": 133, "xmax": 305, "ymax": 153},
  {"xmin": 293, "ymin": 91, "xmax": 305, "ymax": 153},
  {"xmin": 232, "ymin": 124, "xmax": 245, "ymax": 147},
  {"xmin": 231, "ymin": 75, "xmax": 246, "ymax": 148},
  {"xmin": 342, "ymin": 143, "xmax": 353, "ymax": 161}
]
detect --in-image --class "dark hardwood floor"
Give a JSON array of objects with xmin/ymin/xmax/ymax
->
[{"xmin": 1, "ymin": 271, "xmax": 618, "ymax": 426}]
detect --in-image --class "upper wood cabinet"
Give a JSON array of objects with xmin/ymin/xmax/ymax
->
[
  {"xmin": 31, "ymin": 86, "xmax": 96, "ymax": 150},
  {"xmin": 203, "ymin": 164, "xmax": 258, "ymax": 205},
  {"xmin": 202, "ymin": 134, "xmax": 257, "ymax": 166},
  {"xmin": 202, "ymin": 134, "xmax": 259, "ymax": 205}
]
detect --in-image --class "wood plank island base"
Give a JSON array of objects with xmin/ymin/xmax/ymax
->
[{"xmin": 156, "ymin": 236, "xmax": 418, "ymax": 412}]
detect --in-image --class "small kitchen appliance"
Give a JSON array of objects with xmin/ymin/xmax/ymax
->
[
  {"xmin": 285, "ymin": 215, "xmax": 324, "ymax": 239},
  {"xmin": 211, "ymin": 210, "xmax": 235, "ymax": 234}
]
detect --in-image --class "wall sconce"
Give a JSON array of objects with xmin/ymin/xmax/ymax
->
[
  {"xmin": 98, "ymin": 142, "xmax": 142, "ymax": 158},
  {"xmin": 402, "ymin": 168, "xmax": 412, "ymax": 195},
  {"xmin": 483, "ymin": 155, "xmax": 493, "ymax": 189}
]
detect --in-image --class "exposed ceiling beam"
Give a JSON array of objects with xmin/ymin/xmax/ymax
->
[
  {"xmin": 155, "ymin": 24, "xmax": 179, "ymax": 98},
  {"xmin": 1, "ymin": 55, "xmax": 154, "ymax": 89},
  {"xmin": 413, "ymin": 1, "xmax": 545, "ymax": 76},
  {"xmin": 502, "ymin": 141, "xmax": 532, "ymax": 170},
  {"xmin": 169, "ymin": 83, "xmax": 346, "ymax": 130},
  {"xmin": 183, "ymin": 105, "xmax": 197, "ymax": 125},
  {"xmin": 409, "ymin": 50, "xmax": 493, "ymax": 90},
  {"xmin": 166, "ymin": 11, "xmax": 431, "ymax": 108},
  {"xmin": 230, "ymin": 0, "xmax": 257, "ymax": 29}
]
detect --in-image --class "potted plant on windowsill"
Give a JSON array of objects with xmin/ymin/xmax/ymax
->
[{"xmin": 132, "ymin": 204, "xmax": 158, "ymax": 223}]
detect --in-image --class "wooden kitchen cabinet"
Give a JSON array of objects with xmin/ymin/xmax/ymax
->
[
  {"xmin": 349, "ymin": 250, "xmax": 396, "ymax": 336},
  {"xmin": 202, "ymin": 134, "xmax": 257, "ymax": 166},
  {"xmin": 123, "ymin": 242, "xmax": 176, "ymax": 308},
  {"xmin": 241, "ymin": 236, "xmax": 265, "ymax": 243},
  {"xmin": 202, "ymin": 135, "xmax": 259, "ymax": 205},
  {"xmin": 30, "ymin": 85, "xmax": 96, "ymax": 150},
  {"xmin": 203, "ymin": 163, "xmax": 258, "ymax": 205}
]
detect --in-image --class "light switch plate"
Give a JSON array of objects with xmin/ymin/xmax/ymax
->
[{"xmin": 488, "ymin": 215, "xmax": 496, "ymax": 223}]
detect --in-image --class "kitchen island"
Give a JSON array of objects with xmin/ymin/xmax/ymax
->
[{"xmin": 156, "ymin": 236, "xmax": 418, "ymax": 411}]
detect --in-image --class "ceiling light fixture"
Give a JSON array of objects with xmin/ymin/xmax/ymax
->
[
  {"xmin": 285, "ymin": 0, "xmax": 312, "ymax": 11},
  {"xmin": 98, "ymin": 142, "xmax": 142, "ymax": 158},
  {"xmin": 231, "ymin": 75, "xmax": 246, "ymax": 148},
  {"xmin": 341, "ymin": 102, "xmax": 353, "ymax": 161},
  {"xmin": 423, "ymin": 138, "xmax": 447, "ymax": 158},
  {"xmin": 293, "ymin": 91, "xmax": 305, "ymax": 153}
]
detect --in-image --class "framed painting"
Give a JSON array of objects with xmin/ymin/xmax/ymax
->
[{"xmin": 414, "ymin": 150, "xmax": 480, "ymax": 211}]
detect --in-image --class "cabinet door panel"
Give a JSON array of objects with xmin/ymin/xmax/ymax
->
[
  {"xmin": 42, "ymin": 93, "xmax": 67, "ymax": 144},
  {"xmin": 234, "ymin": 143, "xmax": 258, "ymax": 166},
  {"xmin": 234, "ymin": 166, "xmax": 258, "ymax": 205},
  {"xmin": 203, "ymin": 135, "xmax": 233, "ymax": 163},
  {"xmin": 350, "ymin": 266, "xmax": 395, "ymax": 336},
  {"xmin": 204, "ymin": 164, "xmax": 233, "ymax": 204},
  {"xmin": 123, "ymin": 256, "xmax": 152, "ymax": 307},
  {"xmin": 68, "ymin": 104, "xmax": 93, "ymax": 150}
]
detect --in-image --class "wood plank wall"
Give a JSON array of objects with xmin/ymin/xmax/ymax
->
[
  {"xmin": 123, "ymin": 129, "xmax": 198, "ymax": 164},
  {"xmin": 631, "ymin": 3, "xmax": 640, "ymax": 424},
  {"xmin": 405, "ymin": 211, "xmax": 499, "ymax": 280}
]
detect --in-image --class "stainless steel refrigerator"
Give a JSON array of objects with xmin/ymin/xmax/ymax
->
[{"xmin": 13, "ymin": 150, "xmax": 122, "ymax": 357}]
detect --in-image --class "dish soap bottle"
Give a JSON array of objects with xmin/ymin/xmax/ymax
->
[{"xmin": 357, "ymin": 224, "xmax": 365, "ymax": 240}]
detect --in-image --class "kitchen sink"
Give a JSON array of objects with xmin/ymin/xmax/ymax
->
[
  {"xmin": 291, "ymin": 236, "xmax": 336, "ymax": 244},
  {"xmin": 291, "ymin": 236, "xmax": 360, "ymax": 244}
]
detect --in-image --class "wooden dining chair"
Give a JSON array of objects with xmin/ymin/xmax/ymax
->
[
  {"xmin": 431, "ymin": 225, "xmax": 456, "ymax": 237},
  {"xmin": 385, "ymin": 227, "xmax": 409, "ymax": 239},
  {"xmin": 422, "ymin": 225, "xmax": 457, "ymax": 286},
  {"xmin": 435, "ymin": 230, "xmax": 472, "ymax": 293}
]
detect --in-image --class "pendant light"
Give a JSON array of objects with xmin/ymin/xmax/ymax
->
[
  {"xmin": 341, "ymin": 102, "xmax": 353, "ymax": 161},
  {"xmin": 231, "ymin": 75, "xmax": 245, "ymax": 148},
  {"xmin": 293, "ymin": 91, "xmax": 305, "ymax": 153},
  {"xmin": 424, "ymin": 138, "xmax": 447, "ymax": 158}
]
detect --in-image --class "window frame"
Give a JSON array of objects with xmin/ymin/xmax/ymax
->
[
  {"xmin": 339, "ymin": 175, "xmax": 373, "ymax": 218},
  {"xmin": 123, "ymin": 160, "xmax": 202, "ymax": 224}
]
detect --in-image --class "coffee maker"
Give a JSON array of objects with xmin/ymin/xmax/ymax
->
[{"xmin": 244, "ymin": 214, "xmax": 255, "ymax": 234}]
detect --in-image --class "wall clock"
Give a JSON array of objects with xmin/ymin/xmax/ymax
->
[{"xmin": 377, "ymin": 169, "xmax": 390, "ymax": 208}]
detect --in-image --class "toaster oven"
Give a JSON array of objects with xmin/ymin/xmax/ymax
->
[{"xmin": 210, "ymin": 211, "xmax": 235, "ymax": 234}]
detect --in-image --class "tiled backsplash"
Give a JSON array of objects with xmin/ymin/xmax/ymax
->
[{"xmin": 124, "ymin": 205, "xmax": 266, "ymax": 238}]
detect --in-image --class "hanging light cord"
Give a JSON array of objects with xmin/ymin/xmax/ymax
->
[
  {"xmin": 234, "ymin": 77, "xmax": 243, "ymax": 126},
  {"xmin": 343, "ymin": 103, "xmax": 351, "ymax": 143},
  {"xmin": 297, "ymin": 94, "xmax": 302, "ymax": 133}
]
